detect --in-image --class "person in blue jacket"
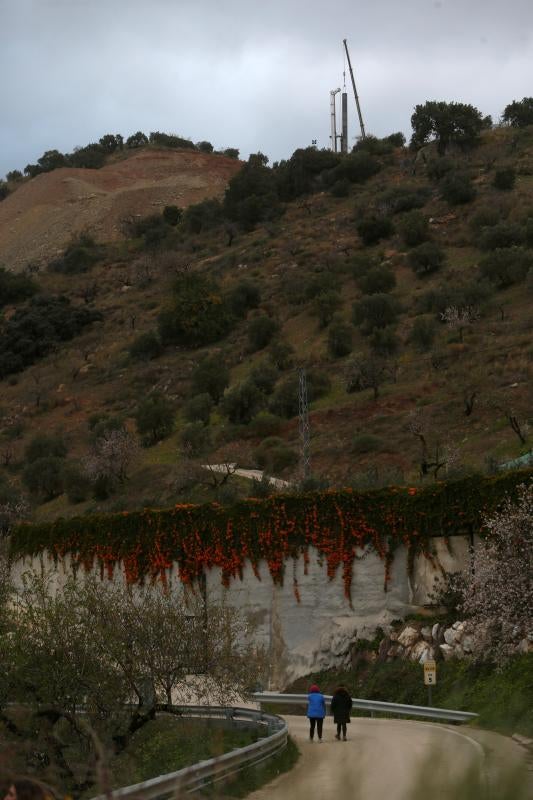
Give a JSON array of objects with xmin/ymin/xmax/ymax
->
[{"xmin": 307, "ymin": 683, "xmax": 326, "ymax": 741}]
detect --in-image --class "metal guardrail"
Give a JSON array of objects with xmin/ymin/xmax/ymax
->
[
  {"xmin": 91, "ymin": 706, "xmax": 287, "ymax": 799},
  {"xmin": 252, "ymin": 692, "xmax": 478, "ymax": 724}
]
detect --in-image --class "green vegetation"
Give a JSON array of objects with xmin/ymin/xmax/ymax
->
[
  {"xmin": 410, "ymin": 101, "xmax": 486, "ymax": 154},
  {"xmin": 291, "ymin": 654, "xmax": 533, "ymax": 736},
  {"xmin": 0, "ymin": 295, "xmax": 101, "ymax": 379}
]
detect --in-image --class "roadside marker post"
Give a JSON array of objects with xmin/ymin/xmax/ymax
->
[{"xmin": 424, "ymin": 659, "xmax": 437, "ymax": 706}]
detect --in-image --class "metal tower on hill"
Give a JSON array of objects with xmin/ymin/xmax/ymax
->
[
  {"xmin": 298, "ymin": 368, "xmax": 311, "ymax": 481},
  {"xmin": 343, "ymin": 38, "xmax": 366, "ymax": 140}
]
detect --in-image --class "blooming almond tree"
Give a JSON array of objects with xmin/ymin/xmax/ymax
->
[
  {"xmin": 460, "ymin": 483, "xmax": 533, "ymax": 664},
  {"xmin": 84, "ymin": 428, "xmax": 140, "ymax": 488}
]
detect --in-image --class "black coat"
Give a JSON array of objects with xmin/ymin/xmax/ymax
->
[{"xmin": 331, "ymin": 689, "xmax": 352, "ymax": 724}]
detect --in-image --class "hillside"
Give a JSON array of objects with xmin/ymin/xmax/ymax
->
[
  {"xmin": 0, "ymin": 148, "xmax": 241, "ymax": 270},
  {"xmin": 0, "ymin": 128, "xmax": 532, "ymax": 524}
]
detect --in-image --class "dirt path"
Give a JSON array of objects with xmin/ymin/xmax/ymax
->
[{"xmin": 247, "ymin": 715, "xmax": 529, "ymax": 800}]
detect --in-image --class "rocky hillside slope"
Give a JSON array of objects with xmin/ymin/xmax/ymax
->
[
  {"xmin": 0, "ymin": 129, "xmax": 531, "ymax": 524},
  {"xmin": 0, "ymin": 149, "xmax": 240, "ymax": 270}
]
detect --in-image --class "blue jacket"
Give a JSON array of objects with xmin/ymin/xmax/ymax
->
[{"xmin": 307, "ymin": 691, "xmax": 326, "ymax": 719}]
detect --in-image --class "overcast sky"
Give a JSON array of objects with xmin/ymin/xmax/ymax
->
[{"xmin": 1, "ymin": 0, "xmax": 533, "ymax": 178}]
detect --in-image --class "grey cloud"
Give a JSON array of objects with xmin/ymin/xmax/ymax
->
[{"xmin": 1, "ymin": 0, "xmax": 532, "ymax": 178}]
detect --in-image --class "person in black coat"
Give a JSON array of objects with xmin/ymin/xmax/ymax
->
[{"xmin": 331, "ymin": 685, "xmax": 352, "ymax": 741}]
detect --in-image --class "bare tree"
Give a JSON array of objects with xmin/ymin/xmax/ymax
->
[
  {"xmin": 2, "ymin": 570, "xmax": 264, "ymax": 789},
  {"xmin": 83, "ymin": 428, "xmax": 140, "ymax": 487},
  {"xmin": 345, "ymin": 354, "xmax": 389, "ymax": 401},
  {"xmin": 440, "ymin": 305, "xmax": 479, "ymax": 343},
  {"xmin": 406, "ymin": 409, "xmax": 460, "ymax": 479}
]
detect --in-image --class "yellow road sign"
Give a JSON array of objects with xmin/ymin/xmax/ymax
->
[{"xmin": 424, "ymin": 659, "xmax": 437, "ymax": 685}]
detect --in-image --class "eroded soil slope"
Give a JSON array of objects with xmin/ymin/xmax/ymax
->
[{"xmin": 0, "ymin": 149, "xmax": 241, "ymax": 270}]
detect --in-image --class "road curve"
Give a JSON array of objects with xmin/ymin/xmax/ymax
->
[{"xmin": 247, "ymin": 715, "xmax": 529, "ymax": 800}]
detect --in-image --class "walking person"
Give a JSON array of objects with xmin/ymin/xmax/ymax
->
[
  {"xmin": 331, "ymin": 684, "xmax": 352, "ymax": 741},
  {"xmin": 307, "ymin": 683, "xmax": 326, "ymax": 742}
]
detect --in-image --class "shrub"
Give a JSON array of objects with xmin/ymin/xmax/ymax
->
[
  {"xmin": 63, "ymin": 462, "xmax": 91, "ymax": 504},
  {"xmin": 134, "ymin": 393, "xmax": 175, "ymax": 445},
  {"xmin": 306, "ymin": 368, "xmax": 331, "ymax": 400},
  {"xmin": 502, "ymin": 97, "xmax": 533, "ymax": 127},
  {"xmin": 330, "ymin": 178, "xmax": 350, "ymax": 197},
  {"xmin": 248, "ymin": 411, "xmax": 283, "ymax": 438},
  {"xmin": 440, "ymin": 172, "xmax": 476, "ymax": 205},
  {"xmin": 381, "ymin": 185, "xmax": 430, "ymax": 215},
  {"xmin": 417, "ymin": 280, "xmax": 492, "ymax": 315},
  {"xmin": 470, "ymin": 206, "xmax": 502, "ymax": 231},
  {"xmin": 197, "ymin": 140, "xmax": 214, "ymax": 153},
  {"xmin": 350, "ymin": 252, "xmax": 379, "ymax": 279},
  {"xmin": 426, "ymin": 156, "xmax": 455, "ymax": 182},
  {"xmin": 353, "ymin": 293, "xmax": 401, "ymax": 333},
  {"xmin": 267, "ymin": 339, "xmax": 294, "ymax": 370},
  {"xmin": 69, "ymin": 144, "xmax": 106, "ymax": 169},
  {"xmin": 158, "ymin": 273, "xmax": 234, "ymax": 347},
  {"xmin": 351, "ymin": 434, "xmax": 384, "ymax": 455},
  {"xmin": 479, "ymin": 222, "xmax": 524, "ymax": 251},
  {"xmin": 126, "ymin": 131, "xmax": 149, "ymax": 148},
  {"xmin": 327, "ymin": 315, "xmax": 354, "ymax": 357},
  {"xmin": 398, "ymin": 211, "xmax": 429, "ymax": 247},
  {"xmin": 357, "ymin": 265, "xmax": 396, "ymax": 294},
  {"xmin": 48, "ymin": 234, "xmax": 101, "ymax": 274},
  {"xmin": 6, "ymin": 170, "xmax": 23, "ymax": 182},
  {"xmin": 408, "ymin": 242, "xmax": 446, "ymax": 276},
  {"xmin": 0, "ymin": 267, "xmax": 37, "ymax": 308},
  {"xmin": 25, "ymin": 434, "xmax": 68, "ymax": 463},
  {"xmin": 369, "ymin": 325, "xmax": 400, "ymax": 356},
  {"xmin": 228, "ymin": 280, "xmax": 261, "ymax": 317},
  {"xmin": 270, "ymin": 369, "xmax": 330, "ymax": 418},
  {"xmin": 479, "ymin": 247, "xmax": 533, "ymax": 288},
  {"xmin": 129, "ymin": 331, "xmax": 163, "ymax": 361},
  {"xmin": 22, "ymin": 456, "xmax": 64, "ymax": 501},
  {"xmin": 334, "ymin": 152, "xmax": 380, "ymax": 183},
  {"xmin": 182, "ymin": 198, "xmax": 224, "ymax": 234},
  {"xmin": 250, "ymin": 361, "xmax": 279, "ymax": 395},
  {"xmin": 303, "ymin": 271, "xmax": 337, "ymax": 300},
  {"xmin": 99, "ymin": 134, "xmax": 123, "ymax": 153},
  {"xmin": 357, "ymin": 215, "xmax": 394, "ymax": 246},
  {"xmin": 410, "ymin": 316, "xmax": 436, "ymax": 350},
  {"xmin": 162, "ymin": 205, "xmax": 183, "ymax": 226},
  {"xmin": 248, "ymin": 315, "xmax": 279, "ymax": 351},
  {"xmin": 255, "ymin": 437, "xmax": 298, "ymax": 473},
  {"xmin": 149, "ymin": 131, "xmax": 196, "ymax": 150},
  {"xmin": 493, "ymin": 167, "xmax": 516, "ymax": 191},
  {"xmin": 183, "ymin": 393, "xmax": 213, "ymax": 425},
  {"xmin": 191, "ymin": 356, "xmax": 230, "ymax": 403},
  {"xmin": 221, "ymin": 380, "xmax": 265, "ymax": 424},
  {"xmin": 179, "ymin": 422, "xmax": 211, "ymax": 457},
  {"xmin": 89, "ymin": 415, "xmax": 125, "ymax": 442},
  {"xmin": 312, "ymin": 290, "xmax": 342, "ymax": 328}
]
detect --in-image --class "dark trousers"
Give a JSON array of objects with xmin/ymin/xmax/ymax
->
[
  {"xmin": 336, "ymin": 722, "xmax": 347, "ymax": 738},
  {"xmin": 309, "ymin": 717, "xmax": 323, "ymax": 740}
]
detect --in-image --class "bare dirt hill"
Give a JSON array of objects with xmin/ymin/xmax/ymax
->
[{"xmin": 0, "ymin": 149, "xmax": 241, "ymax": 271}]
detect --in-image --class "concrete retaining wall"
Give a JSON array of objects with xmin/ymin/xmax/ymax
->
[{"xmin": 9, "ymin": 535, "xmax": 475, "ymax": 687}]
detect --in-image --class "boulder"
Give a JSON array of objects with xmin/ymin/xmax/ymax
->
[
  {"xmin": 410, "ymin": 641, "xmax": 431, "ymax": 663},
  {"xmin": 421, "ymin": 626, "xmax": 432, "ymax": 642},
  {"xmin": 462, "ymin": 635, "xmax": 474, "ymax": 653},
  {"xmin": 440, "ymin": 643, "xmax": 455, "ymax": 661},
  {"xmin": 443, "ymin": 627, "xmax": 458, "ymax": 646},
  {"xmin": 398, "ymin": 625, "xmax": 420, "ymax": 648},
  {"xmin": 431, "ymin": 622, "xmax": 441, "ymax": 643}
]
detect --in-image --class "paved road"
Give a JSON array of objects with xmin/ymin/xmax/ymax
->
[
  {"xmin": 247, "ymin": 715, "xmax": 530, "ymax": 800},
  {"xmin": 202, "ymin": 464, "xmax": 291, "ymax": 489}
]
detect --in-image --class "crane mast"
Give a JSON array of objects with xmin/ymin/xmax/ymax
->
[{"xmin": 343, "ymin": 38, "xmax": 366, "ymax": 140}]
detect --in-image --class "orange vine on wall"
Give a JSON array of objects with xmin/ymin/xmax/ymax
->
[{"xmin": 10, "ymin": 470, "xmax": 531, "ymax": 602}]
